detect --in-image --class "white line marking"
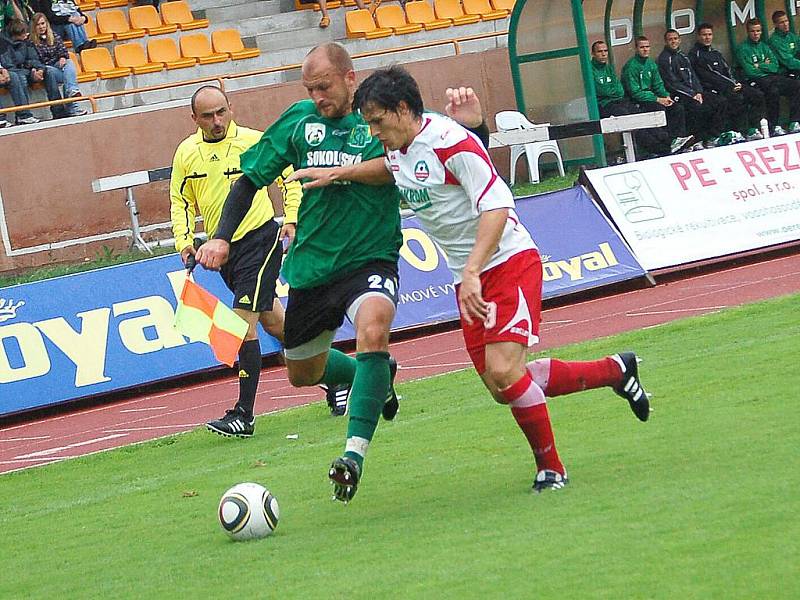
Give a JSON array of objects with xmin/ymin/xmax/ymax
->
[
  {"xmin": 542, "ymin": 319, "xmax": 573, "ymax": 325},
  {"xmin": 626, "ymin": 306, "xmax": 728, "ymax": 317},
  {"xmin": 13, "ymin": 434, "xmax": 128, "ymax": 459},
  {"xmin": 399, "ymin": 362, "xmax": 473, "ymax": 370},
  {"xmin": 270, "ymin": 393, "xmax": 318, "ymax": 400},
  {"xmin": 0, "ymin": 456, "xmax": 76, "ymax": 463},
  {"xmin": 104, "ymin": 425, "xmax": 198, "ymax": 432},
  {"xmin": 0, "ymin": 435, "xmax": 51, "ymax": 442},
  {"xmin": 119, "ymin": 406, "xmax": 167, "ymax": 413}
]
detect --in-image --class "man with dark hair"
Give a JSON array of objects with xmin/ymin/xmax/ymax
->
[
  {"xmin": 590, "ymin": 39, "xmax": 671, "ymax": 157},
  {"xmin": 622, "ymin": 35, "xmax": 693, "ymax": 153},
  {"xmin": 195, "ymin": 43, "xmax": 402, "ymax": 503},
  {"xmin": 658, "ymin": 28, "xmax": 734, "ymax": 148},
  {"xmin": 290, "ymin": 65, "xmax": 652, "ymax": 495},
  {"xmin": 736, "ymin": 18, "xmax": 800, "ymax": 135},
  {"xmin": 689, "ymin": 22, "xmax": 766, "ymax": 142},
  {"xmin": 768, "ymin": 10, "xmax": 800, "ymax": 77}
]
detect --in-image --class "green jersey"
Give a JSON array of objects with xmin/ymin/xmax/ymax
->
[
  {"xmin": 621, "ymin": 55, "xmax": 669, "ymax": 103},
  {"xmin": 591, "ymin": 58, "xmax": 625, "ymax": 107},
  {"xmin": 768, "ymin": 29, "xmax": 800, "ymax": 73},
  {"xmin": 240, "ymin": 99, "xmax": 403, "ymax": 289},
  {"xmin": 735, "ymin": 39, "xmax": 780, "ymax": 79}
]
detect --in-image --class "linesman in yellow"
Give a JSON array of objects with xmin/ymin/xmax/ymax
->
[{"xmin": 170, "ymin": 85, "xmax": 300, "ymax": 438}]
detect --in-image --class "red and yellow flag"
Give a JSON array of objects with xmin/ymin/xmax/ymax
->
[{"xmin": 173, "ymin": 277, "xmax": 248, "ymax": 367}]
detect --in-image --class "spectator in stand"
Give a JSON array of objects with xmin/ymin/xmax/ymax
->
[
  {"xmin": 590, "ymin": 40, "xmax": 671, "ymax": 158},
  {"xmin": 1, "ymin": 18, "xmax": 67, "ymax": 121},
  {"xmin": 735, "ymin": 18, "xmax": 800, "ymax": 136},
  {"xmin": 689, "ymin": 22, "xmax": 766, "ymax": 142},
  {"xmin": 658, "ymin": 29, "xmax": 734, "ymax": 149},
  {"xmin": 316, "ymin": 0, "xmax": 367, "ymax": 29},
  {"xmin": 1, "ymin": 0, "xmax": 32, "ymax": 31},
  {"xmin": 768, "ymin": 10, "xmax": 800, "ymax": 77},
  {"xmin": 29, "ymin": 0, "xmax": 95, "ymax": 52},
  {"xmin": 30, "ymin": 12, "xmax": 84, "ymax": 116},
  {"xmin": 621, "ymin": 35, "xmax": 693, "ymax": 154},
  {"xmin": 0, "ymin": 33, "xmax": 33, "ymax": 127}
]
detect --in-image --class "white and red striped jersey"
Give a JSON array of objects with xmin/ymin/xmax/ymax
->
[{"xmin": 385, "ymin": 112, "xmax": 536, "ymax": 283}]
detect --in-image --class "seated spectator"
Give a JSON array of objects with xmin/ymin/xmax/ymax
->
[
  {"xmin": 590, "ymin": 39, "xmax": 671, "ymax": 158},
  {"xmin": 29, "ymin": 0, "xmax": 95, "ymax": 52},
  {"xmin": 1, "ymin": 0, "xmax": 33, "ymax": 31},
  {"xmin": 768, "ymin": 10, "xmax": 800, "ymax": 77},
  {"xmin": 735, "ymin": 17, "xmax": 800, "ymax": 136},
  {"xmin": 1, "ymin": 18, "xmax": 67, "ymax": 120},
  {"xmin": 688, "ymin": 22, "xmax": 766, "ymax": 142},
  {"xmin": 317, "ymin": 0, "xmax": 368, "ymax": 29},
  {"xmin": 30, "ymin": 12, "xmax": 84, "ymax": 116},
  {"xmin": 621, "ymin": 35, "xmax": 694, "ymax": 154},
  {"xmin": 0, "ymin": 28, "xmax": 38, "ymax": 124},
  {"xmin": 658, "ymin": 29, "xmax": 733, "ymax": 149}
]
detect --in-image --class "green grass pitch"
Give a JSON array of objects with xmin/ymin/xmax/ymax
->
[{"xmin": 1, "ymin": 294, "xmax": 798, "ymax": 599}]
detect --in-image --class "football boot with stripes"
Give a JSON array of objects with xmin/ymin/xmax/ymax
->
[
  {"xmin": 611, "ymin": 352, "xmax": 651, "ymax": 422},
  {"xmin": 321, "ymin": 384, "xmax": 350, "ymax": 417},
  {"xmin": 532, "ymin": 469, "xmax": 569, "ymax": 493},
  {"xmin": 328, "ymin": 456, "xmax": 361, "ymax": 503},
  {"xmin": 382, "ymin": 357, "xmax": 401, "ymax": 421},
  {"xmin": 206, "ymin": 407, "xmax": 255, "ymax": 438}
]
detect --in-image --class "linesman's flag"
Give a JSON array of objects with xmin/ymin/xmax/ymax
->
[{"xmin": 174, "ymin": 277, "xmax": 248, "ymax": 367}]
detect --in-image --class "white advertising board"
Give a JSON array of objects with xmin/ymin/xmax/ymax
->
[{"xmin": 585, "ymin": 135, "xmax": 800, "ymax": 269}]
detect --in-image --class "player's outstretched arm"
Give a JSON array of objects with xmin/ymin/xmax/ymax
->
[
  {"xmin": 459, "ymin": 208, "xmax": 508, "ymax": 325},
  {"xmin": 445, "ymin": 86, "xmax": 490, "ymax": 146},
  {"xmin": 286, "ymin": 157, "xmax": 394, "ymax": 189}
]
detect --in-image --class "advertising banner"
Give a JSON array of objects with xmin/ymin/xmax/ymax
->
[
  {"xmin": 584, "ymin": 135, "xmax": 800, "ymax": 270},
  {"xmin": 0, "ymin": 188, "xmax": 644, "ymax": 415}
]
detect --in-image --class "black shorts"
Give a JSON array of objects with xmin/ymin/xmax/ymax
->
[
  {"xmin": 220, "ymin": 218, "xmax": 282, "ymax": 313},
  {"xmin": 284, "ymin": 260, "xmax": 399, "ymax": 351}
]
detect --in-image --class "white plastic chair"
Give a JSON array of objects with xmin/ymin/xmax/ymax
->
[{"xmin": 494, "ymin": 110, "xmax": 565, "ymax": 185}]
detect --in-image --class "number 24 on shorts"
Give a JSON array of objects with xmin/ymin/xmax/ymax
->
[{"xmin": 368, "ymin": 274, "xmax": 397, "ymax": 298}]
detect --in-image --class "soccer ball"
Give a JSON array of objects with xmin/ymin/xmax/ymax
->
[{"xmin": 218, "ymin": 482, "xmax": 280, "ymax": 541}]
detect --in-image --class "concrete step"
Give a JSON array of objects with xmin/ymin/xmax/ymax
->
[
  {"xmin": 189, "ymin": 0, "xmax": 292, "ymax": 12},
  {"xmin": 203, "ymin": 0, "xmax": 289, "ymax": 23}
]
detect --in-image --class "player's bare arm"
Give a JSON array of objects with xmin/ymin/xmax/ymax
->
[
  {"xmin": 287, "ymin": 157, "xmax": 394, "ymax": 190},
  {"xmin": 459, "ymin": 208, "xmax": 509, "ymax": 325},
  {"xmin": 444, "ymin": 86, "xmax": 484, "ymax": 128}
]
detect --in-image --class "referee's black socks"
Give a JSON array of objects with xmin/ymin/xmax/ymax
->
[{"xmin": 235, "ymin": 339, "xmax": 262, "ymax": 420}]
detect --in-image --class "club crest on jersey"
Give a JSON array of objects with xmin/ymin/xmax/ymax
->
[
  {"xmin": 305, "ymin": 123, "xmax": 326, "ymax": 147},
  {"xmin": 348, "ymin": 124, "xmax": 372, "ymax": 148},
  {"xmin": 414, "ymin": 160, "xmax": 430, "ymax": 181}
]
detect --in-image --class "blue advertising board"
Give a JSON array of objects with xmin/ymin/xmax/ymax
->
[{"xmin": 0, "ymin": 186, "xmax": 645, "ymax": 415}]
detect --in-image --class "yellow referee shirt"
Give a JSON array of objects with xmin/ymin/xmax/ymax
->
[{"xmin": 170, "ymin": 121, "xmax": 302, "ymax": 253}]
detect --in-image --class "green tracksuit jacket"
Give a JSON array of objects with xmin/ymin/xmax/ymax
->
[
  {"xmin": 736, "ymin": 38, "xmax": 780, "ymax": 79},
  {"xmin": 768, "ymin": 29, "xmax": 800, "ymax": 73},
  {"xmin": 621, "ymin": 55, "xmax": 669, "ymax": 103},
  {"xmin": 591, "ymin": 58, "xmax": 626, "ymax": 107}
]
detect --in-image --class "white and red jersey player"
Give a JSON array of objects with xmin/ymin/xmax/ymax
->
[{"xmin": 384, "ymin": 111, "xmax": 542, "ymax": 372}]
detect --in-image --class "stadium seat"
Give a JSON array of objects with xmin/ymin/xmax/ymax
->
[
  {"xmin": 96, "ymin": 0, "xmax": 128, "ymax": 8},
  {"xmin": 128, "ymin": 6, "xmax": 179, "ymax": 35},
  {"xmin": 375, "ymin": 4, "xmax": 424, "ymax": 34},
  {"xmin": 462, "ymin": 0, "xmax": 507, "ymax": 20},
  {"xmin": 404, "ymin": 1, "xmax": 451, "ymax": 30},
  {"xmin": 433, "ymin": 0, "xmax": 480, "ymax": 25},
  {"xmin": 345, "ymin": 9, "xmax": 392, "ymax": 39},
  {"xmin": 180, "ymin": 34, "xmax": 229, "ymax": 65},
  {"xmin": 79, "ymin": 47, "xmax": 132, "ymax": 79},
  {"xmin": 96, "ymin": 9, "xmax": 145, "ymax": 41},
  {"xmin": 69, "ymin": 51, "xmax": 97, "ymax": 82},
  {"xmin": 495, "ymin": 110, "xmax": 564, "ymax": 185},
  {"xmin": 114, "ymin": 43, "xmax": 163, "ymax": 74},
  {"xmin": 161, "ymin": 1, "xmax": 210, "ymax": 31},
  {"xmin": 490, "ymin": 0, "xmax": 514, "ymax": 12},
  {"xmin": 76, "ymin": 1, "xmax": 97, "ymax": 11},
  {"xmin": 147, "ymin": 38, "xmax": 197, "ymax": 69},
  {"xmin": 211, "ymin": 30, "xmax": 260, "ymax": 61},
  {"xmin": 84, "ymin": 15, "xmax": 114, "ymax": 44}
]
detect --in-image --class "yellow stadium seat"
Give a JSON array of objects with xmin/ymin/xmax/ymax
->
[
  {"xmin": 433, "ymin": 0, "xmax": 480, "ymax": 25},
  {"xmin": 375, "ymin": 4, "xmax": 423, "ymax": 34},
  {"xmin": 76, "ymin": 1, "xmax": 97, "ymax": 11},
  {"xmin": 211, "ymin": 30, "xmax": 261, "ymax": 61},
  {"xmin": 462, "ymin": 0, "xmax": 507, "ymax": 20},
  {"xmin": 84, "ymin": 15, "xmax": 114, "ymax": 44},
  {"xmin": 180, "ymin": 33, "xmax": 229, "ymax": 65},
  {"xmin": 345, "ymin": 9, "xmax": 392, "ymax": 39},
  {"xmin": 69, "ymin": 51, "xmax": 97, "ymax": 83},
  {"xmin": 96, "ymin": 9, "xmax": 145, "ymax": 41},
  {"xmin": 490, "ymin": 0, "xmax": 514, "ymax": 11},
  {"xmin": 79, "ymin": 47, "xmax": 131, "ymax": 79},
  {"xmin": 147, "ymin": 38, "xmax": 197, "ymax": 69},
  {"xmin": 161, "ymin": 1, "xmax": 210, "ymax": 31},
  {"xmin": 404, "ymin": 1, "xmax": 451, "ymax": 29},
  {"xmin": 128, "ymin": 6, "xmax": 179, "ymax": 35},
  {"xmin": 96, "ymin": 0, "xmax": 128, "ymax": 8},
  {"xmin": 114, "ymin": 42, "xmax": 163, "ymax": 74}
]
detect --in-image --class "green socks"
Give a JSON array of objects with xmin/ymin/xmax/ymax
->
[
  {"xmin": 321, "ymin": 348, "xmax": 357, "ymax": 387},
  {"xmin": 344, "ymin": 351, "xmax": 391, "ymax": 471}
]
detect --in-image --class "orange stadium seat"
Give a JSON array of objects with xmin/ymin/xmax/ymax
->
[
  {"xmin": 69, "ymin": 51, "xmax": 97, "ymax": 82},
  {"xmin": 96, "ymin": 0, "xmax": 128, "ymax": 8},
  {"xmin": 180, "ymin": 33, "xmax": 229, "ymax": 65},
  {"xmin": 84, "ymin": 15, "xmax": 114, "ymax": 44},
  {"xmin": 345, "ymin": 9, "xmax": 392, "ymax": 39},
  {"xmin": 434, "ymin": 0, "xmax": 480, "ymax": 25},
  {"xmin": 161, "ymin": 1, "xmax": 210, "ymax": 31},
  {"xmin": 114, "ymin": 43, "xmax": 164, "ymax": 74},
  {"xmin": 405, "ymin": 1, "xmax": 451, "ymax": 30},
  {"xmin": 128, "ymin": 6, "xmax": 179, "ymax": 35},
  {"xmin": 490, "ymin": 0, "xmax": 514, "ymax": 11},
  {"xmin": 375, "ymin": 4, "xmax": 423, "ymax": 34},
  {"xmin": 96, "ymin": 9, "xmax": 146, "ymax": 41},
  {"xmin": 211, "ymin": 30, "xmax": 261, "ymax": 60},
  {"xmin": 311, "ymin": 1, "xmax": 342, "ymax": 10},
  {"xmin": 462, "ymin": 0, "xmax": 507, "ymax": 19},
  {"xmin": 79, "ymin": 47, "xmax": 131, "ymax": 79},
  {"xmin": 76, "ymin": 1, "xmax": 97, "ymax": 11},
  {"xmin": 147, "ymin": 38, "xmax": 197, "ymax": 69}
]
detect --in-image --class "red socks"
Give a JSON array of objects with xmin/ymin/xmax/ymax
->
[{"xmin": 529, "ymin": 357, "xmax": 621, "ymax": 397}]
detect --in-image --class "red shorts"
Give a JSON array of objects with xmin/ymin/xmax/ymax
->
[{"xmin": 457, "ymin": 249, "xmax": 542, "ymax": 374}]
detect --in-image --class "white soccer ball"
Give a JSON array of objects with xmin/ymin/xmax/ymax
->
[{"xmin": 218, "ymin": 482, "xmax": 280, "ymax": 541}]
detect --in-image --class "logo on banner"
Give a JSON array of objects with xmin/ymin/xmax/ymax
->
[
  {"xmin": 305, "ymin": 123, "xmax": 326, "ymax": 147},
  {"xmin": 414, "ymin": 161, "xmax": 430, "ymax": 181},
  {"xmin": 0, "ymin": 299, "xmax": 24, "ymax": 323},
  {"xmin": 603, "ymin": 170, "xmax": 665, "ymax": 223}
]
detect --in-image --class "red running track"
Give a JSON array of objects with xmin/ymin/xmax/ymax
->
[{"xmin": 2, "ymin": 252, "xmax": 799, "ymax": 474}]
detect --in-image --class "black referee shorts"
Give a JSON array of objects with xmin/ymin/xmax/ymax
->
[{"xmin": 220, "ymin": 218, "xmax": 282, "ymax": 313}]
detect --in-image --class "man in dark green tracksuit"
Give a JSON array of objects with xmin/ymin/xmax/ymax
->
[
  {"xmin": 621, "ymin": 35, "xmax": 692, "ymax": 154},
  {"xmin": 590, "ymin": 39, "xmax": 670, "ymax": 157},
  {"xmin": 769, "ymin": 10, "xmax": 800, "ymax": 77},
  {"xmin": 736, "ymin": 17, "xmax": 800, "ymax": 135}
]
